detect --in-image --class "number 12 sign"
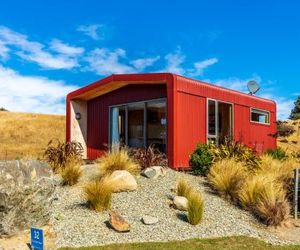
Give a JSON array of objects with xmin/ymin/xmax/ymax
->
[{"xmin": 30, "ymin": 227, "xmax": 44, "ymax": 250}]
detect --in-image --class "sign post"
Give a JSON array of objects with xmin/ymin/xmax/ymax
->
[{"xmin": 30, "ymin": 227, "xmax": 44, "ymax": 250}]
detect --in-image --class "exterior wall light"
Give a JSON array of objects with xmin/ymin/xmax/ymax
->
[{"xmin": 75, "ymin": 112, "xmax": 81, "ymax": 120}]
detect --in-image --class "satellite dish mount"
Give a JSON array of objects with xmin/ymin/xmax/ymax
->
[{"xmin": 247, "ymin": 80, "xmax": 260, "ymax": 95}]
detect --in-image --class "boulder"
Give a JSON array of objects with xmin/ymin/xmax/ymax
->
[
  {"xmin": 173, "ymin": 196, "xmax": 188, "ymax": 211},
  {"xmin": 108, "ymin": 211, "xmax": 130, "ymax": 232},
  {"xmin": 108, "ymin": 170, "xmax": 137, "ymax": 192},
  {"xmin": 0, "ymin": 160, "xmax": 56, "ymax": 236},
  {"xmin": 141, "ymin": 215, "xmax": 159, "ymax": 225},
  {"xmin": 141, "ymin": 166, "xmax": 166, "ymax": 179}
]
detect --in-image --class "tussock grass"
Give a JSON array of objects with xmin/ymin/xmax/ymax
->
[
  {"xmin": 255, "ymin": 184, "xmax": 290, "ymax": 226},
  {"xmin": 208, "ymin": 159, "xmax": 247, "ymax": 202},
  {"xmin": 187, "ymin": 190, "xmax": 204, "ymax": 225},
  {"xmin": 97, "ymin": 148, "xmax": 140, "ymax": 176},
  {"xmin": 61, "ymin": 160, "xmax": 82, "ymax": 186},
  {"xmin": 0, "ymin": 111, "xmax": 65, "ymax": 160},
  {"xmin": 176, "ymin": 178, "xmax": 192, "ymax": 198},
  {"xmin": 83, "ymin": 177, "xmax": 114, "ymax": 212}
]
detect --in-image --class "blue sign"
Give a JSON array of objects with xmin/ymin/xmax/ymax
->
[{"xmin": 30, "ymin": 227, "xmax": 44, "ymax": 250}]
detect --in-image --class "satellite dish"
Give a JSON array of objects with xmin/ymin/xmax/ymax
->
[{"xmin": 247, "ymin": 80, "xmax": 260, "ymax": 95}]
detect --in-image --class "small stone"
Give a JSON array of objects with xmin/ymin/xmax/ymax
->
[
  {"xmin": 141, "ymin": 166, "xmax": 166, "ymax": 179},
  {"xmin": 142, "ymin": 215, "xmax": 159, "ymax": 225},
  {"xmin": 108, "ymin": 211, "xmax": 130, "ymax": 232},
  {"xmin": 173, "ymin": 196, "xmax": 188, "ymax": 211}
]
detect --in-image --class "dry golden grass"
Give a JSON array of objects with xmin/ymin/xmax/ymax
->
[
  {"xmin": 83, "ymin": 177, "xmax": 114, "ymax": 212},
  {"xmin": 61, "ymin": 160, "xmax": 82, "ymax": 186},
  {"xmin": 187, "ymin": 190, "xmax": 204, "ymax": 225},
  {"xmin": 176, "ymin": 178, "xmax": 192, "ymax": 198},
  {"xmin": 255, "ymin": 184, "xmax": 290, "ymax": 226},
  {"xmin": 277, "ymin": 120, "xmax": 300, "ymax": 154},
  {"xmin": 0, "ymin": 111, "xmax": 65, "ymax": 160},
  {"xmin": 97, "ymin": 148, "xmax": 140, "ymax": 176},
  {"xmin": 256, "ymin": 155, "xmax": 297, "ymax": 184},
  {"xmin": 208, "ymin": 158, "xmax": 247, "ymax": 202}
]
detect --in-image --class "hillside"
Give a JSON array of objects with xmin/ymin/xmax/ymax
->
[
  {"xmin": 277, "ymin": 120, "xmax": 300, "ymax": 154},
  {"xmin": 0, "ymin": 111, "xmax": 65, "ymax": 160}
]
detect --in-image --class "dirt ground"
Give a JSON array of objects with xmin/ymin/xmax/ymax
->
[{"xmin": 0, "ymin": 224, "xmax": 56, "ymax": 250}]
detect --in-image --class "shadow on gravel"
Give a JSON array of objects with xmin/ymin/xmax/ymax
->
[
  {"xmin": 66, "ymin": 201, "xmax": 90, "ymax": 210},
  {"xmin": 176, "ymin": 212, "xmax": 188, "ymax": 222}
]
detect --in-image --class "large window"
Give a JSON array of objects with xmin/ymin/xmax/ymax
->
[
  {"xmin": 251, "ymin": 108, "xmax": 270, "ymax": 124},
  {"xmin": 110, "ymin": 99, "xmax": 167, "ymax": 152}
]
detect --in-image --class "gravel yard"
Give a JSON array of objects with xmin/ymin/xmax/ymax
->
[{"xmin": 51, "ymin": 165, "xmax": 291, "ymax": 248}]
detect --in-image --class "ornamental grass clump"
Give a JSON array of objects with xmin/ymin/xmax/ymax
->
[
  {"xmin": 238, "ymin": 172, "xmax": 290, "ymax": 226},
  {"xmin": 187, "ymin": 190, "xmax": 204, "ymax": 225},
  {"xmin": 61, "ymin": 159, "xmax": 82, "ymax": 186},
  {"xmin": 97, "ymin": 148, "xmax": 140, "ymax": 176},
  {"xmin": 84, "ymin": 177, "xmax": 114, "ymax": 212},
  {"xmin": 44, "ymin": 140, "xmax": 83, "ymax": 173},
  {"xmin": 176, "ymin": 178, "xmax": 192, "ymax": 198},
  {"xmin": 208, "ymin": 158, "xmax": 247, "ymax": 202}
]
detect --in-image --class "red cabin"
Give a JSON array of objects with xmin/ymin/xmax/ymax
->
[{"xmin": 66, "ymin": 73, "xmax": 277, "ymax": 170}]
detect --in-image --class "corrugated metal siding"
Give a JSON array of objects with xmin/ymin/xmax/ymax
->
[
  {"xmin": 173, "ymin": 75, "xmax": 277, "ymax": 168},
  {"xmin": 175, "ymin": 92, "xmax": 206, "ymax": 167},
  {"xmin": 87, "ymin": 84, "xmax": 167, "ymax": 159}
]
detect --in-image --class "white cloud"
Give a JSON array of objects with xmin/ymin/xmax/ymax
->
[
  {"xmin": 210, "ymin": 76, "xmax": 262, "ymax": 93},
  {"xmin": 50, "ymin": 39, "xmax": 84, "ymax": 56},
  {"xmin": 0, "ymin": 26, "xmax": 81, "ymax": 69},
  {"xmin": 163, "ymin": 48, "xmax": 186, "ymax": 75},
  {"xmin": 0, "ymin": 41, "xmax": 9, "ymax": 60},
  {"xmin": 161, "ymin": 48, "xmax": 218, "ymax": 76},
  {"xmin": 189, "ymin": 57, "xmax": 218, "ymax": 76},
  {"xmin": 0, "ymin": 65, "xmax": 77, "ymax": 114},
  {"xmin": 130, "ymin": 56, "xmax": 160, "ymax": 71},
  {"xmin": 85, "ymin": 48, "xmax": 136, "ymax": 75},
  {"xmin": 77, "ymin": 24, "xmax": 105, "ymax": 40}
]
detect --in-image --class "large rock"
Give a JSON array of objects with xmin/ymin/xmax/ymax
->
[
  {"xmin": 0, "ymin": 160, "xmax": 56, "ymax": 236},
  {"xmin": 173, "ymin": 196, "xmax": 188, "ymax": 211},
  {"xmin": 108, "ymin": 211, "xmax": 130, "ymax": 232},
  {"xmin": 141, "ymin": 166, "xmax": 166, "ymax": 179},
  {"xmin": 108, "ymin": 170, "xmax": 137, "ymax": 192}
]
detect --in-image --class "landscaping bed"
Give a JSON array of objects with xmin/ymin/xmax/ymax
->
[{"xmin": 51, "ymin": 164, "xmax": 289, "ymax": 248}]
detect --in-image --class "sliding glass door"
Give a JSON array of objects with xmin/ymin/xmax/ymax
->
[
  {"xmin": 128, "ymin": 103, "xmax": 145, "ymax": 148},
  {"xmin": 109, "ymin": 99, "xmax": 167, "ymax": 152}
]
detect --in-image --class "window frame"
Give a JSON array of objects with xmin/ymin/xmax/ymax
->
[{"xmin": 250, "ymin": 108, "xmax": 270, "ymax": 125}]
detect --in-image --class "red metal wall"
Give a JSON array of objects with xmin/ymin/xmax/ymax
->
[
  {"xmin": 87, "ymin": 84, "xmax": 167, "ymax": 159},
  {"xmin": 173, "ymin": 75, "xmax": 277, "ymax": 168}
]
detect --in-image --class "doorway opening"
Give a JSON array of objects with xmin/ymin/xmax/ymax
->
[{"xmin": 207, "ymin": 99, "xmax": 233, "ymax": 144}]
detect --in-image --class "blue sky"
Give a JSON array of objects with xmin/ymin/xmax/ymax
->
[{"xmin": 0, "ymin": 0, "xmax": 299, "ymax": 119}]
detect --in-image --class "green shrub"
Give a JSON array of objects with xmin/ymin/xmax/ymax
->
[
  {"xmin": 266, "ymin": 147, "xmax": 287, "ymax": 160},
  {"xmin": 190, "ymin": 144, "xmax": 213, "ymax": 175},
  {"xmin": 187, "ymin": 191, "xmax": 204, "ymax": 225}
]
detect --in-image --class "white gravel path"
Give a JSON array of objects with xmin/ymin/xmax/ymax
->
[{"xmin": 50, "ymin": 165, "xmax": 291, "ymax": 248}]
